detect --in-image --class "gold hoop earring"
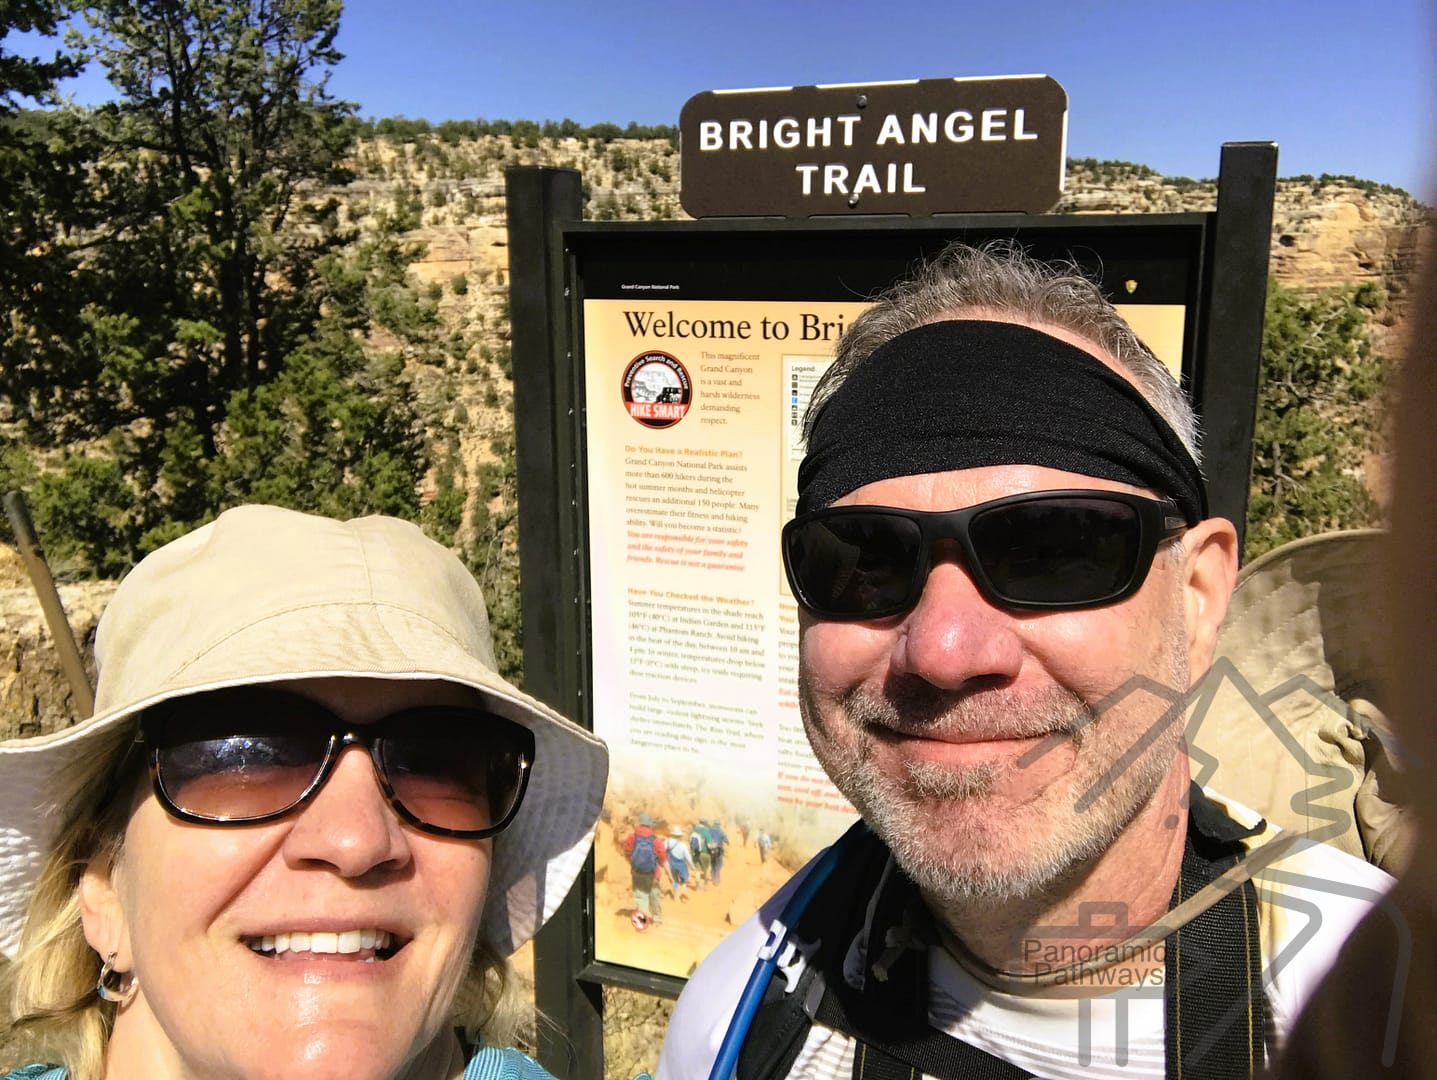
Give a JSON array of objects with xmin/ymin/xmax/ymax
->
[{"xmin": 96, "ymin": 951, "xmax": 139, "ymax": 1004}]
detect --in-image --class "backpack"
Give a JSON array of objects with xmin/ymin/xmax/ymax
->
[
  {"xmin": 736, "ymin": 795, "xmax": 1269, "ymax": 1080},
  {"xmin": 690, "ymin": 831, "xmax": 704, "ymax": 857},
  {"xmin": 631, "ymin": 833, "xmax": 658, "ymax": 873}
]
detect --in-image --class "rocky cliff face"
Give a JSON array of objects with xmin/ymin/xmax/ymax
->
[
  {"xmin": 0, "ymin": 546, "xmax": 111, "ymax": 738},
  {"xmin": 355, "ymin": 141, "xmax": 1428, "ymax": 393},
  {"xmin": 1062, "ymin": 164, "xmax": 1427, "ymax": 290},
  {"xmin": 1058, "ymin": 162, "xmax": 1428, "ymax": 355},
  {"xmin": 359, "ymin": 139, "xmax": 1429, "ymax": 304}
]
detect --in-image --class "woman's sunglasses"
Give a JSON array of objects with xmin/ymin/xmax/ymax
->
[
  {"xmin": 782, "ymin": 489, "xmax": 1190, "ymax": 621},
  {"xmin": 137, "ymin": 686, "xmax": 534, "ymax": 839}
]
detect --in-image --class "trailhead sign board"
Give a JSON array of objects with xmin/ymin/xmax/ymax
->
[{"xmin": 506, "ymin": 144, "xmax": 1274, "ymax": 1077}]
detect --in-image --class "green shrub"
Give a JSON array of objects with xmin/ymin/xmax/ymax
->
[
  {"xmin": 465, "ymin": 434, "xmax": 521, "ymax": 681},
  {"xmin": 30, "ymin": 456, "xmax": 138, "ymax": 577},
  {"xmin": 1246, "ymin": 279, "xmax": 1388, "ymax": 558},
  {"xmin": 420, "ymin": 467, "xmax": 466, "ymax": 548},
  {"xmin": 391, "ymin": 185, "xmax": 424, "ymax": 231}
]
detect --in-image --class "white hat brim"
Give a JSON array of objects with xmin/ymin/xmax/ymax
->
[{"xmin": 0, "ymin": 507, "xmax": 608, "ymax": 959}]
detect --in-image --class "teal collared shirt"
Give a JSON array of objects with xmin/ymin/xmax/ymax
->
[{"xmin": 463, "ymin": 1047, "xmax": 556, "ymax": 1079}]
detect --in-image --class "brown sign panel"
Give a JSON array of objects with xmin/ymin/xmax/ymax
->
[{"xmin": 679, "ymin": 76, "xmax": 1068, "ymax": 218}]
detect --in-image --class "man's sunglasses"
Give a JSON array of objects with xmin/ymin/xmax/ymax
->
[
  {"xmin": 137, "ymin": 686, "xmax": 534, "ymax": 839},
  {"xmin": 782, "ymin": 489, "xmax": 1190, "ymax": 621}
]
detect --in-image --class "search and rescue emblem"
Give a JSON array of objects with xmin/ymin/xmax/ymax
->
[{"xmin": 621, "ymin": 350, "xmax": 692, "ymax": 429}]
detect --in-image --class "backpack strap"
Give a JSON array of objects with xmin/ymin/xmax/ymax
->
[
  {"xmin": 737, "ymin": 826, "xmax": 1033, "ymax": 1079},
  {"xmin": 736, "ymin": 822, "xmax": 889, "ymax": 1080},
  {"xmin": 1165, "ymin": 787, "xmax": 1269, "ymax": 1078},
  {"xmin": 814, "ymin": 984, "xmax": 1036, "ymax": 1079},
  {"xmin": 737, "ymin": 785, "xmax": 1271, "ymax": 1079}
]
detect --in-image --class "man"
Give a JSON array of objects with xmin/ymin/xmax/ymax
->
[
  {"xmin": 709, "ymin": 819, "xmax": 731, "ymax": 885},
  {"xmin": 668, "ymin": 824, "xmax": 693, "ymax": 899},
  {"xmin": 690, "ymin": 820, "xmax": 713, "ymax": 886},
  {"xmin": 659, "ymin": 243, "xmax": 1391, "ymax": 1079},
  {"xmin": 624, "ymin": 812, "xmax": 666, "ymax": 925}
]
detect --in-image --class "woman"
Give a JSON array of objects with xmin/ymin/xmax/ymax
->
[{"xmin": 0, "ymin": 505, "xmax": 609, "ymax": 1079}]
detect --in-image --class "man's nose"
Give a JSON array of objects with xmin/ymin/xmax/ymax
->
[{"xmin": 890, "ymin": 552, "xmax": 1025, "ymax": 690}]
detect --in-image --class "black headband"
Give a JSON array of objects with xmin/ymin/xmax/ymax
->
[{"xmin": 797, "ymin": 320, "xmax": 1208, "ymax": 522}]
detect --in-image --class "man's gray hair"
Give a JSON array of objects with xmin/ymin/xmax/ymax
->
[{"xmin": 804, "ymin": 241, "xmax": 1202, "ymax": 465}]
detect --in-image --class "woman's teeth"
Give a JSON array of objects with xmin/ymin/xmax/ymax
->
[{"xmin": 246, "ymin": 929, "xmax": 394, "ymax": 959}]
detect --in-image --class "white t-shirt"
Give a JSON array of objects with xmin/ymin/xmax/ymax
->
[{"xmin": 657, "ymin": 793, "xmax": 1393, "ymax": 1080}]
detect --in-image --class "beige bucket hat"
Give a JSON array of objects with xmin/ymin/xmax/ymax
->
[
  {"xmin": 1192, "ymin": 528, "xmax": 1412, "ymax": 872},
  {"xmin": 0, "ymin": 504, "xmax": 608, "ymax": 958}
]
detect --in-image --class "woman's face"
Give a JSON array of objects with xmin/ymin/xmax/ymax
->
[{"xmin": 80, "ymin": 677, "xmax": 493, "ymax": 1080}]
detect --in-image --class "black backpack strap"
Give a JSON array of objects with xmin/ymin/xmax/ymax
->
[
  {"xmin": 1163, "ymin": 784, "xmax": 1269, "ymax": 1079},
  {"xmin": 736, "ymin": 959, "xmax": 826, "ymax": 1080},
  {"xmin": 831, "ymin": 854, "xmax": 1033, "ymax": 1078},
  {"xmin": 851, "ymin": 1045, "xmax": 921, "ymax": 1080},
  {"xmin": 814, "ymin": 982, "xmax": 1036, "ymax": 1079}
]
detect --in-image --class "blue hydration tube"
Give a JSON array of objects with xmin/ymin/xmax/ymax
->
[{"xmin": 706, "ymin": 823, "xmax": 870, "ymax": 1080}]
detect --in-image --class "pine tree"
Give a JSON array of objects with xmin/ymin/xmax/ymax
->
[
  {"xmin": 1, "ymin": 1, "xmax": 95, "ymax": 437},
  {"xmin": 3, "ymin": 0, "xmax": 431, "ymax": 571},
  {"xmin": 1246, "ymin": 278, "xmax": 1387, "ymax": 558},
  {"xmin": 76, "ymin": 0, "xmax": 356, "ymax": 426}
]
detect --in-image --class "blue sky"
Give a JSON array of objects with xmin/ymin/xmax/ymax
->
[{"xmin": 11, "ymin": 0, "xmax": 1435, "ymax": 195}]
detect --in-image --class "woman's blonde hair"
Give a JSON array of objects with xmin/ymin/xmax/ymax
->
[
  {"xmin": 0, "ymin": 714, "xmax": 524, "ymax": 1077},
  {"xmin": 0, "ymin": 720, "xmax": 134, "ymax": 1080}
]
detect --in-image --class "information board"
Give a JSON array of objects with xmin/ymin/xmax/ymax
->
[{"xmin": 565, "ymin": 223, "xmax": 1201, "ymax": 980}]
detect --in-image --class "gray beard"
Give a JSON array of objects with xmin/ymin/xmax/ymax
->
[
  {"xmin": 822, "ymin": 685, "xmax": 1104, "ymax": 904},
  {"xmin": 805, "ymin": 639, "xmax": 1189, "ymax": 907},
  {"xmin": 905, "ymin": 758, "xmax": 999, "ymax": 800}
]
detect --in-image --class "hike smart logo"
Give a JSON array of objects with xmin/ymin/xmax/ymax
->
[{"xmin": 621, "ymin": 350, "xmax": 692, "ymax": 429}]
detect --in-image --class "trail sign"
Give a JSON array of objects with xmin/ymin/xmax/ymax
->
[{"xmin": 679, "ymin": 75, "xmax": 1068, "ymax": 218}]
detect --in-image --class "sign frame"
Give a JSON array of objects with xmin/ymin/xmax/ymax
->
[{"xmin": 505, "ymin": 142, "xmax": 1277, "ymax": 1078}]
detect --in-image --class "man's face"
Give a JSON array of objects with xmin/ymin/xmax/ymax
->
[{"xmin": 798, "ymin": 459, "xmax": 1193, "ymax": 908}]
